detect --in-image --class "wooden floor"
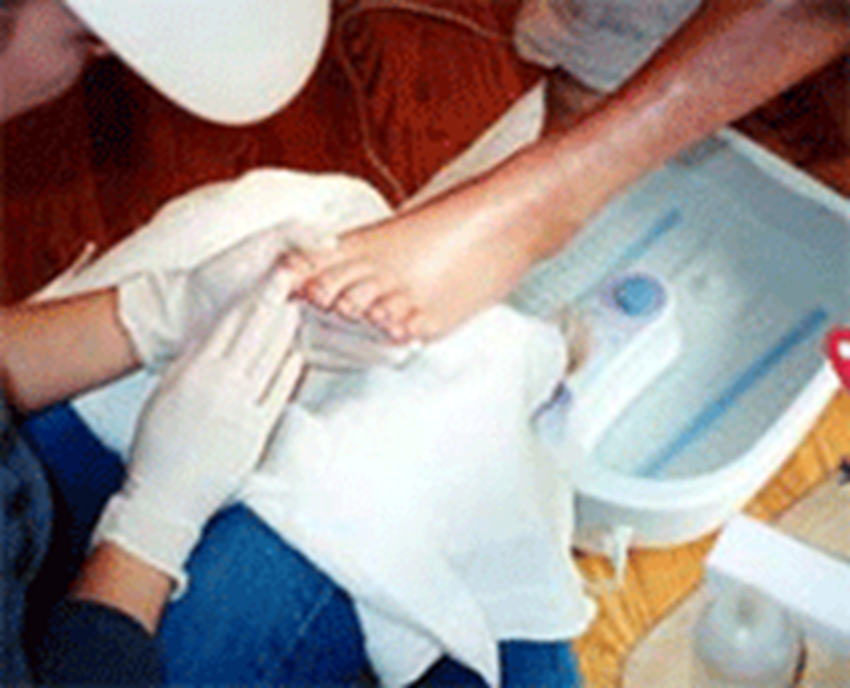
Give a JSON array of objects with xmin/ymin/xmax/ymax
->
[{"xmin": 573, "ymin": 67, "xmax": 850, "ymax": 684}]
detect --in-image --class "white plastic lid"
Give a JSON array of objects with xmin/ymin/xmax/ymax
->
[
  {"xmin": 693, "ymin": 585, "xmax": 803, "ymax": 685},
  {"xmin": 64, "ymin": 0, "xmax": 330, "ymax": 125}
]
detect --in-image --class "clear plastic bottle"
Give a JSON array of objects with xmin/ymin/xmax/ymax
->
[{"xmin": 692, "ymin": 584, "xmax": 804, "ymax": 687}]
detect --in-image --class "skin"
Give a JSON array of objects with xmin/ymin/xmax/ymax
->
[
  {"xmin": 0, "ymin": 0, "xmax": 108, "ymax": 121},
  {"xmin": 0, "ymin": 290, "xmax": 140, "ymax": 412},
  {"xmin": 294, "ymin": 0, "xmax": 850, "ymax": 343},
  {"xmin": 70, "ymin": 543, "xmax": 174, "ymax": 635}
]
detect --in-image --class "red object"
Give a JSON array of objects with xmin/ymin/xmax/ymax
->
[{"xmin": 826, "ymin": 328, "xmax": 850, "ymax": 390}]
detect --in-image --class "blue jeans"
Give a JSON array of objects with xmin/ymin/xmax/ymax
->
[{"xmin": 22, "ymin": 403, "xmax": 582, "ymax": 687}]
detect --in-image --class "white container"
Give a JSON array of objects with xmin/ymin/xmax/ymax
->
[
  {"xmin": 692, "ymin": 585, "xmax": 803, "ymax": 687},
  {"xmin": 511, "ymin": 129, "xmax": 850, "ymax": 555}
]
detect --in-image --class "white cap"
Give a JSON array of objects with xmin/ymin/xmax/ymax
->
[{"xmin": 64, "ymin": 0, "xmax": 330, "ymax": 125}]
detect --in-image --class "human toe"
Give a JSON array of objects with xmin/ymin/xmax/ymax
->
[
  {"xmin": 366, "ymin": 292, "xmax": 419, "ymax": 342},
  {"xmin": 301, "ymin": 261, "xmax": 376, "ymax": 311},
  {"xmin": 335, "ymin": 274, "xmax": 397, "ymax": 320}
]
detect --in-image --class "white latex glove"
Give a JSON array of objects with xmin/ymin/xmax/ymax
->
[
  {"xmin": 94, "ymin": 269, "xmax": 304, "ymax": 590},
  {"xmin": 118, "ymin": 223, "xmax": 329, "ymax": 368}
]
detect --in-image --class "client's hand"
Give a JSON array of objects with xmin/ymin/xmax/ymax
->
[
  {"xmin": 117, "ymin": 224, "xmax": 323, "ymax": 368},
  {"xmin": 94, "ymin": 269, "xmax": 304, "ymax": 589}
]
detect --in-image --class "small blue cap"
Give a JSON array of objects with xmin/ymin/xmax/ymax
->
[{"xmin": 611, "ymin": 275, "xmax": 666, "ymax": 317}]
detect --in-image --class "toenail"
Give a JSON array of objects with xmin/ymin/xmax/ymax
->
[{"xmin": 311, "ymin": 285, "xmax": 330, "ymax": 304}]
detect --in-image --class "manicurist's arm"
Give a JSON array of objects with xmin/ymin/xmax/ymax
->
[
  {"xmin": 33, "ymin": 270, "xmax": 305, "ymax": 685},
  {"xmin": 70, "ymin": 541, "xmax": 175, "ymax": 635},
  {"xmin": 0, "ymin": 290, "xmax": 139, "ymax": 413},
  {"xmin": 0, "ymin": 225, "xmax": 296, "ymax": 413},
  {"xmin": 33, "ymin": 543, "xmax": 171, "ymax": 686}
]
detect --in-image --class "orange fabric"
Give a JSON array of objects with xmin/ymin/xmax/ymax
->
[{"xmin": 3, "ymin": 1, "xmax": 542, "ymax": 301}]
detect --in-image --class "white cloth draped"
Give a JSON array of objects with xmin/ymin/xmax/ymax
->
[
  {"xmin": 40, "ymin": 170, "xmax": 595, "ymax": 686},
  {"xmin": 241, "ymin": 304, "xmax": 595, "ymax": 686}
]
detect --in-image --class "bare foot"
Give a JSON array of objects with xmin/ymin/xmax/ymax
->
[
  {"xmin": 282, "ymin": 245, "xmax": 422, "ymax": 342},
  {"xmin": 290, "ymin": 197, "xmax": 541, "ymax": 343},
  {"xmin": 287, "ymin": 110, "xmax": 605, "ymax": 343}
]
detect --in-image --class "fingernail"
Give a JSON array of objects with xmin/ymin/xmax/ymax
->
[
  {"xmin": 405, "ymin": 312, "xmax": 425, "ymax": 339},
  {"xmin": 279, "ymin": 252, "xmax": 310, "ymax": 276},
  {"xmin": 310, "ymin": 284, "xmax": 330, "ymax": 308}
]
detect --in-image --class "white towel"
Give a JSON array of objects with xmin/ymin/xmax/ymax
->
[
  {"xmin": 41, "ymin": 170, "xmax": 596, "ymax": 685},
  {"xmin": 37, "ymin": 170, "xmax": 407, "ymax": 455},
  {"xmin": 241, "ymin": 305, "xmax": 595, "ymax": 686}
]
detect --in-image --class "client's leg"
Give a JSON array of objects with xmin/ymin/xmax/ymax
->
[{"xmin": 294, "ymin": 0, "xmax": 850, "ymax": 343}]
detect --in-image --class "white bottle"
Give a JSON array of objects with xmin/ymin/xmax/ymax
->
[{"xmin": 692, "ymin": 584, "xmax": 804, "ymax": 687}]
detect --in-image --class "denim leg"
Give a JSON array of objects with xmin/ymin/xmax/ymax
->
[
  {"xmin": 159, "ymin": 505, "xmax": 371, "ymax": 686},
  {"xmin": 2, "ymin": 403, "xmax": 54, "ymax": 685},
  {"xmin": 418, "ymin": 641, "xmax": 583, "ymax": 688},
  {"xmin": 21, "ymin": 405, "xmax": 583, "ymax": 687},
  {"xmin": 22, "ymin": 405, "xmax": 371, "ymax": 686}
]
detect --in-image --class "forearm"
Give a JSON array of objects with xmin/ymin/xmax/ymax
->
[
  {"xmin": 448, "ymin": 0, "xmax": 850, "ymax": 262},
  {"xmin": 0, "ymin": 289, "xmax": 141, "ymax": 412}
]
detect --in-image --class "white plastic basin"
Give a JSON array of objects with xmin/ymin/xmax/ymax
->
[{"xmin": 510, "ymin": 130, "xmax": 849, "ymax": 553}]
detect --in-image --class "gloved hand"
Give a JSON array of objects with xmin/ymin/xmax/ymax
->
[
  {"xmin": 94, "ymin": 269, "xmax": 304, "ymax": 591},
  {"xmin": 118, "ymin": 223, "xmax": 330, "ymax": 369}
]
